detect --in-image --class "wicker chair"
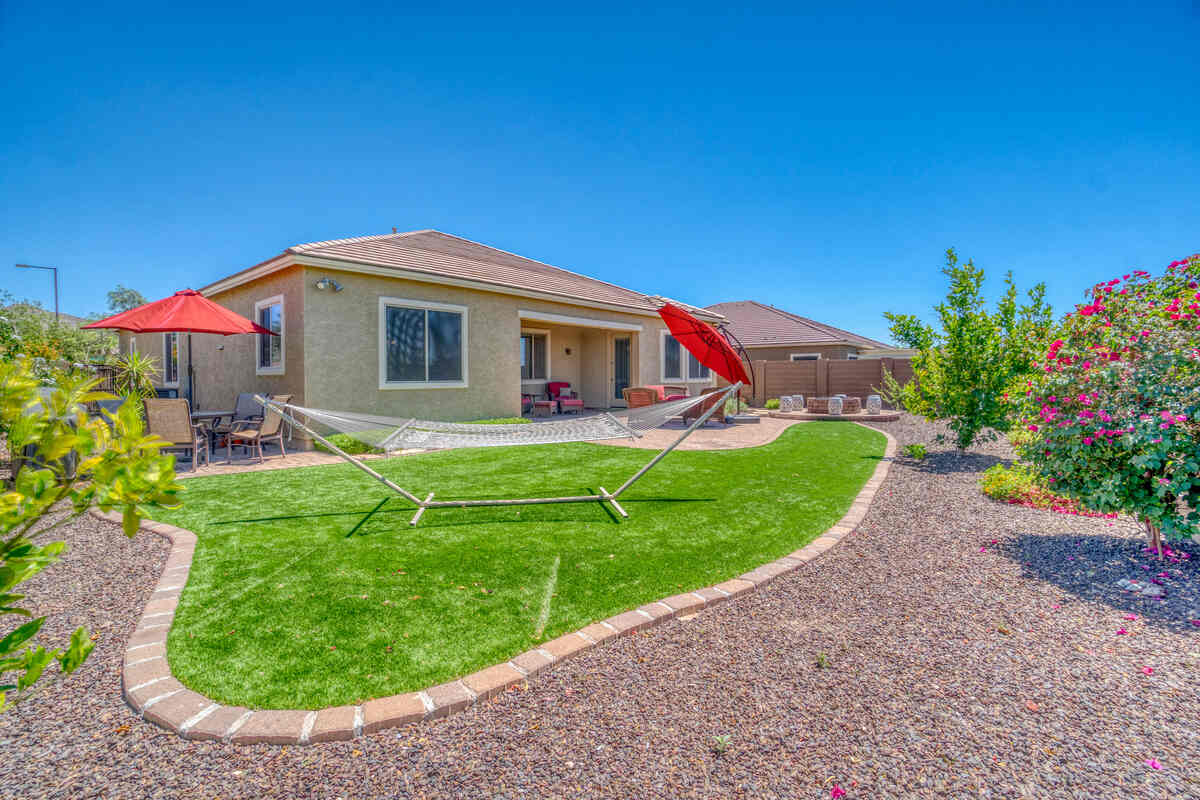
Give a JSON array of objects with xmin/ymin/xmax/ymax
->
[
  {"xmin": 225, "ymin": 394, "xmax": 290, "ymax": 464},
  {"xmin": 622, "ymin": 387, "xmax": 660, "ymax": 409},
  {"xmin": 143, "ymin": 398, "xmax": 209, "ymax": 472},
  {"xmin": 681, "ymin": 386, "xmax": 726, "ymax": 426}
]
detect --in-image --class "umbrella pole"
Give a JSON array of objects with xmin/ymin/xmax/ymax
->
[{"xmin": 187, "ymin": 334, "xmax": 195, "ymax": 405}]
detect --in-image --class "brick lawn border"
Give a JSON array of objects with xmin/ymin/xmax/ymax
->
[{"xmin": 92, "ymin": 423, "xmax": 896, "ymax": 746}]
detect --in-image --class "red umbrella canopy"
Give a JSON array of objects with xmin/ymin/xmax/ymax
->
[
  {"xmin": 82, "ymin": 290, "xmax": 276, "ymax": 335},
  {"xmin": 657, "ymin": 303, "xmax": 751, "ymax": 386}
]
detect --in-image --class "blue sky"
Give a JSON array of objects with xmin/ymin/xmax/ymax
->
[{"xmin": 2, "ymin": 1, "xmax": 1197, "ymax": 342}]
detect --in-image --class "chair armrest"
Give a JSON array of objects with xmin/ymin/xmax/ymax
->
[{"xmin": 230, "ymin": 419, "xmax": 257, "ymax": 432}]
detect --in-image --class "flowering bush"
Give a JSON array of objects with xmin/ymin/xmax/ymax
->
[{"xmin": 1017, "ymin": 255, "xmax": 1200, "ymax": 548}]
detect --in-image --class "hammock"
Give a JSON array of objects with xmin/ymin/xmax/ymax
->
[{"xmin": 257, "ymin": 384, "xmax": 739, "ymax": 526}]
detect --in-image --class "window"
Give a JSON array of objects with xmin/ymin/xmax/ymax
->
[
  {"xmin": 789, "ymin": 353, "xmax": 820, "ymax": 361},
  {"xmin": 662, "ymin": 333, "xmax": 712, "ymax": 381},
  {"xmin": 846, "ymin": 353, "xmax": 858, "ymax": 360},
  {"xmin": 255, "ymin": 295, "xmax": 284, "ymax": 375},
  {"xmin": 520, "ymin": 330, "xmax": 548, "ymax": 381},
  {"xmin": 379, "ymin": 297, "xmax": 468, "ymax": 388},
  {"xmin": 162, "ymin": 332, "xmax": 179, "ymax": 385}
]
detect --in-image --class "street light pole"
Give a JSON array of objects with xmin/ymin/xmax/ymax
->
[{"xmin": 15, "ymin": 264, "xmax": 59, "ymax": 322}]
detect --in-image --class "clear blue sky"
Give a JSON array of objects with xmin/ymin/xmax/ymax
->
[{"xmin": 2, "ymin": 1, "xmax": 1196, "ymax": 342}]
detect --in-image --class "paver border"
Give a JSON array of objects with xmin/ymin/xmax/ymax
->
[{"xmin": 93, "ymin": 422, "xmax": 896, "ymax": 745}]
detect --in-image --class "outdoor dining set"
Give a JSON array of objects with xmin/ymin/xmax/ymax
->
[{"xmin": 96, "ymin": 393, "xmax": 290, "ymax": 472}]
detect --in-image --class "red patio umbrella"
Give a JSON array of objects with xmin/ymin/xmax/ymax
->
[
  {"xmin": 657, "ymin": 303, "xmax": 752, "ymax": 386},
  {"xmin": 83, "ymin": 289, "xmax": 276, "ymax": 403}
]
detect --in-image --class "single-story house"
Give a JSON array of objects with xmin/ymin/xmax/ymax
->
[
  {"xmin": 120, "ymin": 230, "xmax": 721, "ymax": 437},
  {"xmin": 704, "ymin": 300, "xmax": 914, "ymax": 362}
]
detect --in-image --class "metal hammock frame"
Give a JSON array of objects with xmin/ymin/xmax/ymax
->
[{"xmin": 256, "ymin": 382, "xmax": 741, "ymax": 527}]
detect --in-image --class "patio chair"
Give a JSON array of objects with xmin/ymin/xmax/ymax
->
[
  {"xmin": 622, "ymin": 387, "xmax": 659, "ymax": 409},
  {"xmin": 143, "ymin": 398, "xmax": 209, "ymax": 472},
  {"xmin": 547, "ymin": 381, "xmax": 584, "ymax": 414},
  {"xmin": 681, "ymin": 386, "xmax": 726, "ymax": 426},
  {"xmin": 211, "ymin": 392, "xmax": 265, "ymax": 444},
  {"xmin": 225, "ymin": 394, "xmax": 291, "ymax": 464}
]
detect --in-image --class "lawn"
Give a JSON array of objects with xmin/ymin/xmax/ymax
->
[{"xmin": 153, "ymin": 422, "xmax": 886, "ymax": 709}]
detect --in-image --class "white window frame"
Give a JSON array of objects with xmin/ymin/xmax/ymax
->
[
  {"xmin": 789, "ymin": 352, "xmax": 820, "ymax": 362},
  {"xmin": 520, "ymin": 328, "xmax": 551, "ymax": 385},
  {"xmin": 254, "ymin": 294, "xmax": 285, "ymax": 376},
  {"xmin": 660, "ymin": 330, "xmax": 713, "ymax": 383},
  {"xmin": 378, "ymin": 296, "xmax": 469, "ymax": 390},
  {"xmin": 161, "ymin": 332, "xmax": 180, "ymax": 387}
]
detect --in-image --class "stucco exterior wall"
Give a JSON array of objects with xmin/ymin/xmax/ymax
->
[
  {"xmin": 194, "ymin": 267, "xmax": 307, "ymax": 411},
  {"xmin": 298, "ymin": 266, "xmax": 678, "ymax": 421}
]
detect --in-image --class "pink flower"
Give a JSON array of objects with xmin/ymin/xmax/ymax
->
[
  {"xmin": 1142, "ymin": 666, "xmax": 1154, "ymax": 675},
  {"xmin": 1116, "ymin": 628, "xmax": 1128, "ymax": 635},
  {"xmin": 1145, "ymin": 758, "xmax": 1162, "ymax": 770},
  {"xmin": 831, "ymin": 786, "xmax": 847, "ymax": 799},
  {"xmin": 1123, "ymin": 614, "xmax": 1137, "ymax": 621}
]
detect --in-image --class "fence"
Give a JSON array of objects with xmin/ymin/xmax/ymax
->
[{"xmin": 745, "ymin": 358, "xmax": 913, "ymax": 408}]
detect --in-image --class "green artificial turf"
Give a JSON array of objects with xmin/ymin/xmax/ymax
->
[{"xmin": 154, "ymin": 422, "xmax": 885, "ymax": 709}]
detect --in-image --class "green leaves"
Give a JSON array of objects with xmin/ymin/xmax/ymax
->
[
  {"xmin": 884, "ymin": 248, "xmax": 1052, "ymax": 452},
  {"xmin": 1018, "ymin": 255, "xmax": 1200, "ymax": 541},
  {"xmin": 0, "ymin": 617, "xmax": 45, "ymax": 656},
  {"xmin": 0, "ymin": 356, "xmax": 183, "ymax": 711}
]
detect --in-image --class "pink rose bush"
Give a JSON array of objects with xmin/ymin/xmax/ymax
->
[{"xmin": 1017, "ymin": 255, "xmax": 1200, "ymax": 550}]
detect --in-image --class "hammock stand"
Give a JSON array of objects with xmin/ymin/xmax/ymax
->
[{"xmin": 256, "ymin": 382, "xmax": 740, "ymax": 527}]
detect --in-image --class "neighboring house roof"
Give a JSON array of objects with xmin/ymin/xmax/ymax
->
[
  {"xmin": 202, "ymin": 230, "xmax": 722, "ymax": 321},
  {"xmin": 704, "ymin": 300, "xmax": 891, "ymax": 349}
]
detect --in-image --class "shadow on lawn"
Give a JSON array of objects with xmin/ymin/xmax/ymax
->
[
  {"xmin": 998, "ymin": 531, "xmax": 1200, "ymax": 632},
  {"xmin": 211, "ymin": 495, "xmax": 716, "ymax": 533}
]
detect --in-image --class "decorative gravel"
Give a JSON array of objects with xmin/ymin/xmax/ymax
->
[{"xmin": 2, "ymin": 415, "xmax": 1197, "ymax": 799}]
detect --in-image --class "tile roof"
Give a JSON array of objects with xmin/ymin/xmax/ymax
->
[
  {"xmin": 705, "ymin": 300, "xmax": 890, "ymax": 349},
  {"xmin": 209, "ymin": 230, "xmax": 720, "ymax": 320}
]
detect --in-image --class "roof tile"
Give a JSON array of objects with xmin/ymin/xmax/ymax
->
[{"xmin": 705, "ymin": 300, "xmax": 888, "ymax": 348}]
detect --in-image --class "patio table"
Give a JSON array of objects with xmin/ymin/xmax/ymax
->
[{"xmin": 191, "ymin": 410, "xmax": 233, "ymax": 451}]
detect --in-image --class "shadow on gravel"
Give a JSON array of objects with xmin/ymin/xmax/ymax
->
[
  {"xmin": 1000, "ymin": 532, "xmax": 1200, "ymax": 632},
  {"xmin": 903, "ymin": 450, "xmax": 1012, "ymax": 475}
]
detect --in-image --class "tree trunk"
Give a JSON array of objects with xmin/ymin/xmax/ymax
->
[{"xmin": 1144, "ymin": 519, "xmax": 1163, "ymax": 560}]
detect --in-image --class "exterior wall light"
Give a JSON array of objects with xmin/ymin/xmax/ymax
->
[{"xmin": 314, "ymin": 277, "xmax": 344, "ymax": 292}]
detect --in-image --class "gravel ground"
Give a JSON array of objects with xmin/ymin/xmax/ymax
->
[{"xmin": 2, "ymin": 415, "xmax": 1198, "ymax": 799}]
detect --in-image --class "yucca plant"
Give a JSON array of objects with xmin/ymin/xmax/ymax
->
[{"xmin": 110, "ymin": 351, "xmax": 159, "ymax": 402}]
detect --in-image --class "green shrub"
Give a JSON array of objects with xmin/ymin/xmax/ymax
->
[
  {"xmin": 765, "ymin": 398, "xmax": 781, "ymax": 410},
  {"xmin": 979, "ymin": 463, "xmax": 1115, "ymax": 518},
  {"xmin": 902, "ymin": 443, "xmax": 927, "ymax": 460},
  {"xmin": 314, "ymin": 433, "xmax": 382, "ymax": 455},
  {"xmin": 1007, "ymin": 426, "xmax": 1036, "ymax": 450},
  {"xmin": 468, "ymin": 417, "xmax": 531, "ymax": 425}
]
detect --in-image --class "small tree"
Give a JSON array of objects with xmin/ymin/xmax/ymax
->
[
  {"xmin": 1016, "ymin": 255, "xmax": 1200, "ymax": 552},
  {"xmin": 106, "ymin": 285, "xmax": 147, "ymax": 313},
  {"xmin": 884, "ymin": 249, "xmax": 1053, "ymax": 452},
  {"xmin": 1, "ymin": 358, "xmax": 182, "ymax": 710}
]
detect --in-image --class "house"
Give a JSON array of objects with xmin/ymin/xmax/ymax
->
[
  {"xmin": 119, "ymin": 230, "xmax": 721, "ymax": 433},
  {"xmin": 704, "ymin": 300, "xmax": 913, "ymax": 362}
]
